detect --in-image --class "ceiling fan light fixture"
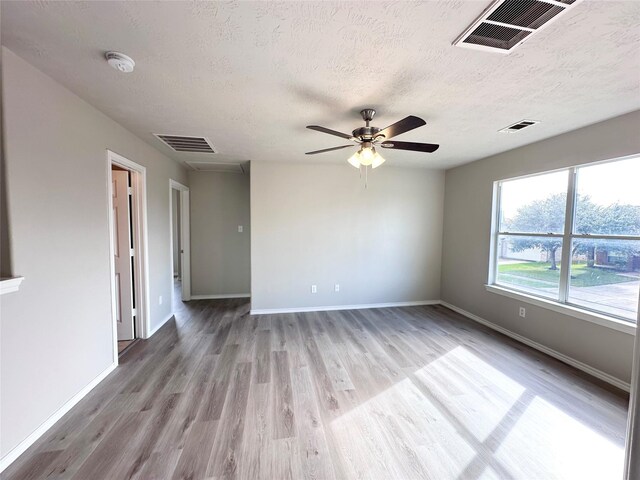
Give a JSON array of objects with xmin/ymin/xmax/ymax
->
[
  {"xmin": 347, "ymin": 151, "xmax": 361, "ymax": 169},
  {"xmin": 346, "ymin": 145, "xmax": 386, "ymax": 169},
  {"xmin": 372, "ymin": 151, "xmax": 386, "ymax": 169},
  {"xmin": 359, "ymin": 146, "xmax": 375, "ymax": 166},
  {"xmin": 307, "ymin": 109, "xmax": 439, "ymax": 173}
]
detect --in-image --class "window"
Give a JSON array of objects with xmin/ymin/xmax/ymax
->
[{"xmin": 490, "ymin": 156, "xmax": 640, "ymax": 324}]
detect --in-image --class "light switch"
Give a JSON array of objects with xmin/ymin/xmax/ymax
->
[{"xmin": 238, "ymin": 225, "xmax": 243, "ymax": 233}]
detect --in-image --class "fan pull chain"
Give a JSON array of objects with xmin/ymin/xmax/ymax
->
[{"xmin": 365, "ymin": 165, "xmax": 368, "ymax": 189}]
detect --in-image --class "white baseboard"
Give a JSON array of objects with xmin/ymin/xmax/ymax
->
[
  {"xmin": 147, "ymin": 312, "xmax": 175, "ymax": 338},
  {"xmin": 191, "ymin": 293, "xmax": 251, "ymax": 300},
  {"xmin": 0, "ymin": 363, "xmax": 117, "ymax": 473},
  {"xmin": 440, "ymin": 301, "xmax": 630, "ymax": 392},
  {"xmin": 250, "ymin": 300, "xmax": 440, "ymax": 315},
  {"xmin": 0, "ymin": 276, "xmax": 24, "ymax": 295}
]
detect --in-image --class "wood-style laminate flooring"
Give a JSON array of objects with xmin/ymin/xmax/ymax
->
[
  {"xmin": 3, "ymin": 296, "xmax": 628, "ymax": 479},
  {"xmin": 118, "ymin": 340, "xmax": 137, "ymax": 354}
]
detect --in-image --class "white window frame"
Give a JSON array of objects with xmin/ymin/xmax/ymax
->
[{"xmin": 487, "ymin": 154, "xmax": 640, "ymax": 335}]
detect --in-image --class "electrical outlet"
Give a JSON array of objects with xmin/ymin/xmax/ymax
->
[
  {"xmin": 311, "ymin": 285, "xmax": 317, "ymax": 294},
  {"xmin": 334, "ymin": 284, "xmax": 340, "ymax": 292},
  {"xmin": 159, "ymin": 295, "xmax": 163, "ymax": 305},
  {"xmin": 519, "ymin": 307, "xmax": 526, "ymax": 318},
  {"xmin": 238, "ymin": 225, "xmax": 243, "ymax": 233}
]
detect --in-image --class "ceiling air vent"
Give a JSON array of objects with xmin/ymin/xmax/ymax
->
[
  {"xmin": 454, "ymin": 0, "xmax": 582, "ymax": 53},
  {"xmin": 154, "ymin": 134, "xmax": 215, "ymax": 153},
  {"xmin": 186, "ymin": 161, "xmax": 247, "ymax": 173},
  {"xmin": 499, "ymin": 119, "xmax": 540, "ymax": 133}
]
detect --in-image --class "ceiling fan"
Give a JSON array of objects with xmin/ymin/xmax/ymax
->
[{"xmin": 306, "ymin": 109, "xmax": 439, "ymax": 169}]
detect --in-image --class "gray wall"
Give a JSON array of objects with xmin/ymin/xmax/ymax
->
[
  {"xmin": 189, "ymin": 170, "xmax": 250, "ymax": 296},
  {"xmin": 441, "ymin": 110, "xmax": 640, "ymax": 384},
  {"xmin": 0, "ymin": 48, "xmax": 189, "ymax": 458},
  {"xmin": 250, "ymin": 162, "xmax": 444, "ymax": 310}
]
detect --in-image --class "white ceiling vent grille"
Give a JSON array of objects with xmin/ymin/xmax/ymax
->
[
  {"xmin": 454, "ymin": 0, "xmax": 581, "ymax": 54},
  {"xmin": 186, "ymin": 161, "xmax": 246, "ymax": 173},
  {"xmin": 154, "ymin": 134, "xmax": 215, "ymax": 153},
  {"xmin": 499, "ymin": 119, "xmax": 540, "ymax": 133}
]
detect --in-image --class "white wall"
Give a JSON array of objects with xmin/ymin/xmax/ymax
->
[
  {"xmin": 441, "ymin": 110, "xmax": 640, "ymax": 384},
  {"xmin": 189, "ymin": 170, "xmax": 250, "ymax": 296},
  {"xmin": 250, "ymin": 162, "xmax": 445, "ymax": 311},
  {"xmin": 0, "ymin": 48, "xmax": 189, "ymax": 459}
]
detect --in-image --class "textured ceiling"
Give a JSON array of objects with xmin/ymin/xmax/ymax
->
[{"xmin": 2, "ymin": 0, "xmax": 639, "ymax": 169}]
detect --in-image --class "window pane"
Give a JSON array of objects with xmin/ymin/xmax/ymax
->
[
  {"xmin": 499, "ymin": 170, "xmax": 568, "ymax": 234},
  {"xmin": 574, "ymin": 158, "xmax": 640, "ymax": 236},
  {"xmin": 568, "ymin": 239, "xmax": 640, "ymax": 321},
  {"xmin": 496, "ymin": 235, "xmax": 563, "ymax": 299}
]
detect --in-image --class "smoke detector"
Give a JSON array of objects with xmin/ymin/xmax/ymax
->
[{"xmin": 105, "ymin": 52, "xmax": 135, "ymax": 73}]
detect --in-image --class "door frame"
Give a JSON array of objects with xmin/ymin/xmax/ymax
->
[
  {"xmin": 107, "ymin": 150, "xmax": 151, "ymax": 365},
  {"xmin": 623, "ymin": 292, "xmax": 640, "ymax": 478},
  {"xmin": 170, "ymin": 179, "xmax": 191, "ymax": 302}
]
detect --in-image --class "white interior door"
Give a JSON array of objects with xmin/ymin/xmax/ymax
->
[{"xmin": 112, "ymin": 170, "xmax": 135, "ymax": 340}]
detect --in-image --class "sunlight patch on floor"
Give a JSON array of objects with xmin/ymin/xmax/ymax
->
[
  {"xmin": 331, "ymin": 377, "xmax": 476, "ymax": 479},
  {"xmin": 495, "ymin": 396, "xmax": 624, "ymax": 479},
  {"xmin": 414, "ymin": 345, "xmax": 526, "ymax": 442},
  {"xmin": 330, "ymin": 345, "xmax": 624, "ymax": 479},
  {"xmin": 477, "ymin": 465, "xmax": 503, "ymax": 480}
]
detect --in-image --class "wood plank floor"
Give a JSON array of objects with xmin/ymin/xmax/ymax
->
[
  {"xmin": 118, "ymin": 339, "xmax": 137, "ymax": 354},
  {"xmin": 3, "ymin": 297, "xmax": 628, "ymax": 479}
]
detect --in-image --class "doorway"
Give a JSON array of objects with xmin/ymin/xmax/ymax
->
[
  {"xmin": 170, "ymin": 179, "xmax": 191, "ymax": 305},
  {"xmin": 107, "ymin": 150, "xmax": 150, "ymax": 364},
  {"xmin": 112, "ymin": 165, "xmax": 136, "ymax": 354}
]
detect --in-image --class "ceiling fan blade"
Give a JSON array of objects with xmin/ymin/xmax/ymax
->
[
  {"xmin": 379, "ymin": 141, "xmax": 439, "ymax": 153},
  {"xmin": 307, "ymin": 125, "xmax": 354, "ymax": 140},
  {"xmin": 375, "ymin": 116, "xmax": 426, "ymax": 140},
  {"xmin": 305, "ymin": 145, "xmax": 356, "ymax": 155}
]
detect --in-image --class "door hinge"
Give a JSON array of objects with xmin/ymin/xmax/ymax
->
[
  {"xmin": 128, "ymin": 187, "xmax": 133, "ymax": 195},
  {"xmin": 132, "ymin": 308, "xmax": 137, "ymax": 317},
  {"xmin": 130, "ymin": 248, "xmax": 135, "ymax": 257}
]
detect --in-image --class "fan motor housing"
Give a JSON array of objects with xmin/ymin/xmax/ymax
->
[{"xmin": 352, "ymin": 126, "xmax": 381, "ymax": 140}]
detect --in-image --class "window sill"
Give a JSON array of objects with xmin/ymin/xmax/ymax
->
[
  {"xmin": 0, "ymin": 276, "xmax": 24, "ymax": 295},
  {"xmin": 485, "ymin": 284, "xmax": 636, "ymax": 335}
]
